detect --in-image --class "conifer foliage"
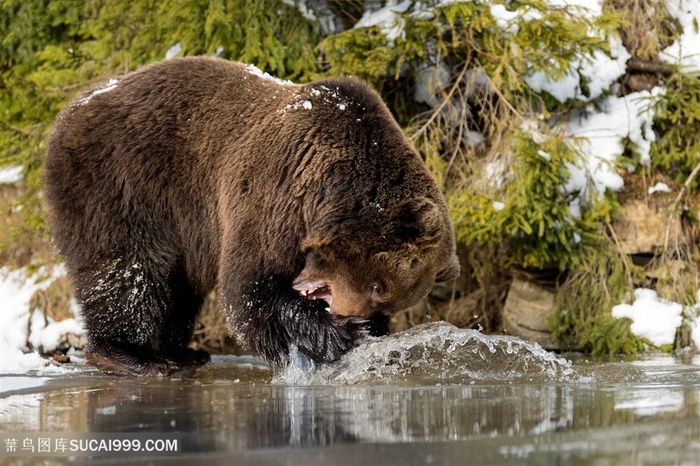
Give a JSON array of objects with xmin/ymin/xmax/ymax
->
[{"xmin": 1, "ymin": 0, "xmax": 698, "ymax": 354}]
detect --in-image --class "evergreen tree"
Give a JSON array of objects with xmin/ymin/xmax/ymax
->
[{"xmin": 1, "ymin": 0, "xmax": 697, "ymax": 353}]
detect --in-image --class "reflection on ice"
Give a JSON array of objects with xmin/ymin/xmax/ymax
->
[
  {"xmin": 275, "ymin": 322, "xmax": 574, "ymax": 385},
  {"xmin": 0, "ymin": 393, "xmax": 43, "ymax": 430},
  {"xmin": 0, "ymin": 376, "xmax": 51, "ymax": 395},
  {"xmin": 0, "ymin": 350, "xmax": 698, "ymax": 463},
  {"xmin": 615, "ymin": 388, "xmax": 685, "ymax": 416}
]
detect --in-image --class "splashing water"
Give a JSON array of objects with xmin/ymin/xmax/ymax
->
[{"xmin": 273, "ymin": 322, "xmax": 574, "ymax": 385}]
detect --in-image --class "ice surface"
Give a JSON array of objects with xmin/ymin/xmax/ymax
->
[{"xmin": 615, "ymin": 388, "xmax": 685, "ymax": 416}]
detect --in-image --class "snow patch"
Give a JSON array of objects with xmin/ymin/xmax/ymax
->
[
  {"xmin": 688, "ymin": 290, "xmax": 700, "ymax": 349},
  {"xmin": 648, "ymin": 182, "xmax": 672, "ymax": 195},
  {"xmin": 537, "ymin": 150, "xmax": 552, "ymax": 161},
  {"xmin": 165, "ymin": 42, "xmax": 182, "ymax": 60},
  {"xmin": 1, "ymin": 350, "xmax": 48, "ymax": 375},
  {"xmin": 355, "ymin": 0, "xmax": 412, "ymax": 43},
  {"xmin": 0, "ymin": 266, "xmax": 84, "ymax": 374},
  {"xmin": 79, "ymin": 79, "xmax": 119, "ymax": 105},
  {"xmin": 0, "ymin": 165, "xmax": 23, "ymax": 184},
  {"xmin": 612, "ymin": 288, "xmax": 684, "ymax": 347},
  {"xmin": 285, "ymin": 99, "xmax": 313, "ymax": 111},
  {"xmin": 565, "ymin": 88, "xmax": 662, "ymax": 202},
  {"xmin": 283, "ymin": 84, "xmax": 354, "ymax": 114},
  {"xmin": 414, "ymin": 62, "xmax": 451, "ymax": 108},
  {"xmin": 280, "ymin": 0, "xmax": 338, "ymax": 35},
  {"xmin": 244, "ymin": 63, "xmax": 294, "ymax": 86},
  {"xmin": 524, "ymin": 35, "xmax": 630, "ymax": 103},
  {"xmin": 661, "ymin": 0, "xmax": 700, "ymax": 73},
  {"xmin": 489, "ymin": 3, "xmax": 542, "ymax": 32}
]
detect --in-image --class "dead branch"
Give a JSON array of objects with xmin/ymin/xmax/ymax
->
[
  {"xmin": 605, "ymin": 220, "xmax": 635, "ymax": 291},
  {"xmin": 410, "ymin": 59, "xmax": 471, "ymax": 141},
  {"xmin": 663, "ymin": 160, "xmax": 700, "ymax": 252},
  {"xmin": 25, "ymin": 289, "xmax": 48, "ymax": 351},
  {"xmin": 626, "ymin": 57, "xmax": 675, "ymax": 76}
]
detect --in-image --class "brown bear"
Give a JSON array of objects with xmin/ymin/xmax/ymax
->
[{"xmin": 44, "ymin": 57, "xmax": 459, "ymax": 376}]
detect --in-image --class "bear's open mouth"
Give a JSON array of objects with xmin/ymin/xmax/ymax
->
[{"xmin": 292, "ymin": 279, "xmax": 333, "ymax": 309}]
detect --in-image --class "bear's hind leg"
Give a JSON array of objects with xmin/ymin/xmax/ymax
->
[
  {"xmin": 74, "ymin": 258, "xmax": 209, "ymax": 376},
  {"xmin": 85, "ymin": 341, "xmax": 210, "ymax": 376}
]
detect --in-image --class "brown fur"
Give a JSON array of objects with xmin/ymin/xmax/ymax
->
[{"xmin": 44, "ymin": 57, "xmax": 459, "ymax": 375}]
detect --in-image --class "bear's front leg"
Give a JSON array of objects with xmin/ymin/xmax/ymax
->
[{"xmin": 225, "ymin": 275, "xmax": 370, "ymax": 367}]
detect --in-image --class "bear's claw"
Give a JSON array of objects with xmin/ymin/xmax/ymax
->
[
  {"xmin": 285, "ymin": 311, "xmax": 370, "ymax": 365},
  {"xmin": 86, "ymin": 343, "xmax": 210, "ymax": 377}
]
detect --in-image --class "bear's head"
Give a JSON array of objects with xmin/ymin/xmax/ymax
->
[{"xmin": 294, "ymin": 197, "xmax": 460, "ymax": 319}]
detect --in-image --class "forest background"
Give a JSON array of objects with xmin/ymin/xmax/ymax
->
[{"xmin": 1, "ymin": 0, "xmax": 699, "ymax": 363}]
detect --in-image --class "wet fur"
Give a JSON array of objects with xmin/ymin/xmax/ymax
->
[{"xmin": 44, "ymin": 57, "xmax": 456, "ymax": 375}]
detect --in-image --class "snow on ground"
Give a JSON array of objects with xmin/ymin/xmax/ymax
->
[
  {"xmin": 165, "ymin": 42, "xmax": 182, "ymax": 60},
  {"xmin": 524, "ymin": 35, "xmax": 631, "ymax": 103},
  {"xmin": 0, "ymin": 266, "xmax": 83, "ymax": 374},
  {"xmin": 0, "ymin": 165, "xmax": 24, "ymax": 184},
  {"xmin": 281, "ymin": 0, "xmax": 339, "ymax": 35},
  {"xmin": 612, "ymin": 288, "xmax": 685, "ymax": 347},
  {"xmin": 662, "ymin": 0, "xmax": 700, "ymax": 73},
  {"xmin": 354, "ymin": 0, "xmax": 412, "ymax": 43},
  {"xmin": 689, "ymin": 291, "xmax": 700, "ymax": 350},
  {"xmin": 1, "ymin": 0, "xmax": 696, "ymax": 369},
  {"xmin": 648, "ymin": 182, "xmax": 672, "ymax": 195},
  {"xmin": 565, "ymin": 88, "xmax": 662, "ymax": 198},
  {"xmin": 353, "ymin": 0, "xmax": 697, "ymax": 350}
]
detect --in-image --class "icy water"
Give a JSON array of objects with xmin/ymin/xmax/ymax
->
[{"xmin": 1, "ymin": 322, "xmax": 699, "ymax": 465}]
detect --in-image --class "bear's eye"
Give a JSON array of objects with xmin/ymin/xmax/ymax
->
[{"xmin": 370, "ymin": 283, "xmax": 384, "ymax": 296}]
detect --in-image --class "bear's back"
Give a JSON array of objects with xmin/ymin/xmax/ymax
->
[{"xmin": 44, "ymin": 58, "xmax": 294, "ymax": 274}]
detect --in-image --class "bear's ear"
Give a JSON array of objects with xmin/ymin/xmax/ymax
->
[
  {"xmin": 390, "ymin": 198, "xmax": 442, "ymax": 247},
  {"xmin": 436, "ymin": 256, "xmax": 460, "ymax": 282}
]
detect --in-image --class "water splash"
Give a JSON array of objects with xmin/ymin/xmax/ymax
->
[
  {"xmin": 276, "ymin": 345, "xmax": 317, "ymax": 385},
  {"xmin": 273, "ymin": 322, "xmax": 574, "ymax": 385}
]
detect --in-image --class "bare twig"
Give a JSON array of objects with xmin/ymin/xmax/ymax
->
[
  {"xmin": 626, "ymin": 57, "xmax": 675, "ymax": 76},
  {"xmin": 663, "ymin": 160, "xmax": 700, "ymax": 252},
  {"xmin": 605, "ymin": 220, "xmax": 635, "ymax": 291},
  {"xmin": 26, "ymin": 290, "xmax": 48, "ymax": 351},
  {"xmin": 410, "ymin": 59, "xmax": 471, "ymax": 141}
]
